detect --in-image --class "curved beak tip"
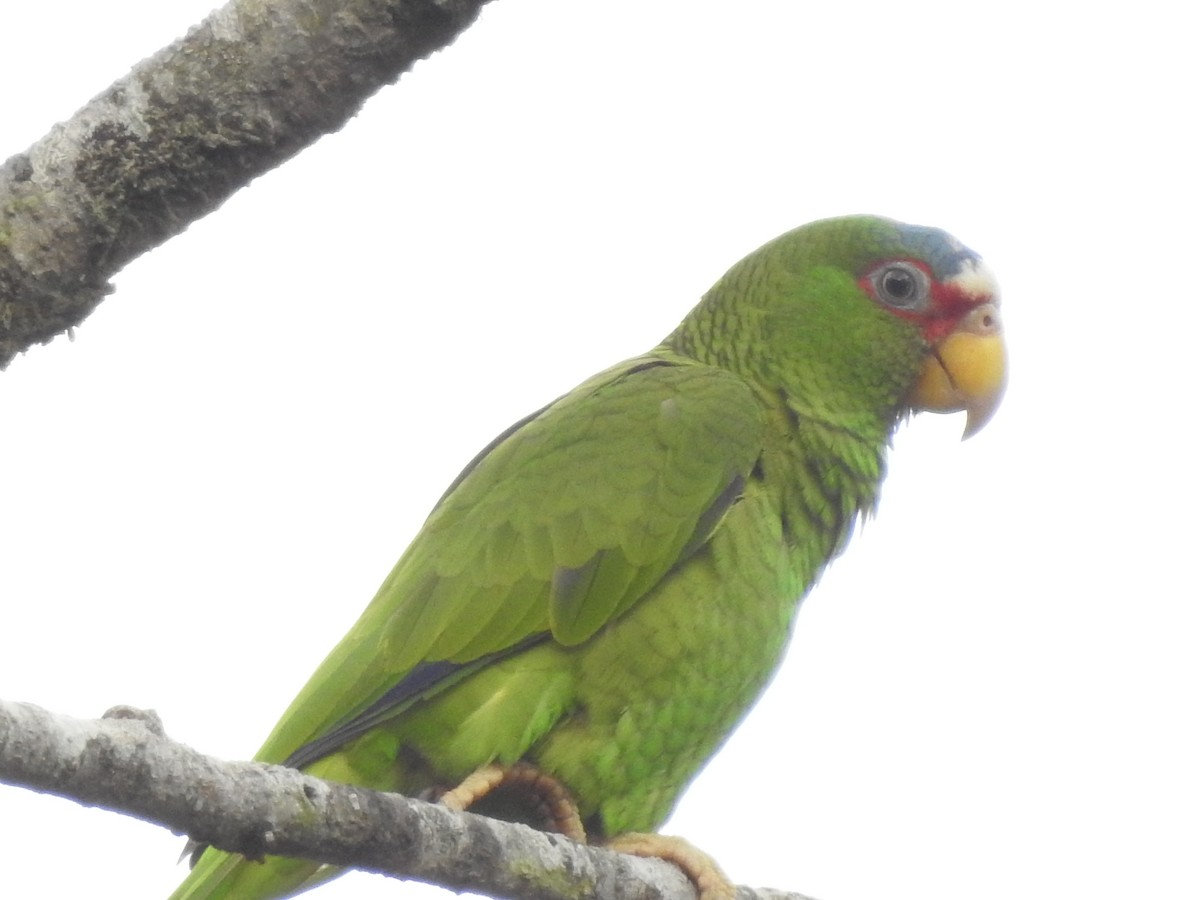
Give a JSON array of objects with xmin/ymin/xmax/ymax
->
[
  {"xmin": 960, "ymin": 389, "xmax": 1004, "ymax": 440},
  {"xmin": 911, "ymin": 303, "xmax": 1006, "ymax": 440}
]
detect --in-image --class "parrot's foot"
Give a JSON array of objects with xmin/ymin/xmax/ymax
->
[
  {"xmin": 607, "ymin": 833, "xmax": 736, "ymax": 900},
  {"xmin": 439, "ymin": 762, "xmax": 587, "ymax": 842}
]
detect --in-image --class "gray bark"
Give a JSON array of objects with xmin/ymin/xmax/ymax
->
[
  {"xmin": 0, "ymin": 699, "xmax": 814, "ymax": 900},
  {"xmin": 0, "ymin": 0, "xmax": 491, "ymax": 369}
]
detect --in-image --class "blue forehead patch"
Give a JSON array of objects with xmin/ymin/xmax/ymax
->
[{"xmin": 893, "ymin": 222, "xmax": 981, "ymax": 281}]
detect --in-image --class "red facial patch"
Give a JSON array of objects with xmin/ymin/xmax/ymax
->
[{"xmin": 858, "ymin": 258, "xmax": 991, "ymax": 344}]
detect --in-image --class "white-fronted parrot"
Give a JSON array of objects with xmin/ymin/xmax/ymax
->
[{"xmin": 171, "ymin": 215, "xmax": 1005, "ymax": 899}]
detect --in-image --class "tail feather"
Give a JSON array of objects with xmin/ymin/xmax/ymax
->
[{"xmin": 168, "ymin": 846, "xmax": 337, "ymax": 900}]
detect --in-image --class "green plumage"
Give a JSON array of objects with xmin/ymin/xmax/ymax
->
[{"xmin": 171, "ymin": 216, "xmax": 968, "ymax": 899}]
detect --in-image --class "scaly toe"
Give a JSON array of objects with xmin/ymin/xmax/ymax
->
[
  {"xmin": 607, "ymin": 832, "xmax": 736, "ymax": 900},
  {"xmin": 438, "ymin": 762, "xmax": 586, "ymax": 842}
]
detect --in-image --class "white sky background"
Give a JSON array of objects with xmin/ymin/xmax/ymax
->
[{"xmin": 2, "ymin": 1, "xmax": 1197, "ymax": 898}]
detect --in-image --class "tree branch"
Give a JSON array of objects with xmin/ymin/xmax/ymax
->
[
  {"xmin": 0, "ymin": 699, "xmax": 813, "ymax": 900},
  {"xmin": 0, "ymin": 0, "xmax": 492, "ymax": 369}
]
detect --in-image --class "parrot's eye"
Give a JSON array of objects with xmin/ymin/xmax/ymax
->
[{"xmin": 870, "ymin": 262, "xmax": 931, "ymax": 312}]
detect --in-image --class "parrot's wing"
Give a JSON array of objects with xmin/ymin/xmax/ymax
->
[{"xmin": 257, "ymin": 355, "xmax": 767, "ymax": 766}]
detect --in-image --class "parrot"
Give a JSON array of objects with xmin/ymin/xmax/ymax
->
[{"xmin": 170, "ymin": 215, "xmax": 1005, "ymax": 900}]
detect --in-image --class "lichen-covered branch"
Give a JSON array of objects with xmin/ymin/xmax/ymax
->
[
  {"xmin": 0, "ymin": 699, "xmax": 813, "ymax": 900},
  {"xmin": 0, "ymin": 0, "xmax": 492, "ymax": 369}
]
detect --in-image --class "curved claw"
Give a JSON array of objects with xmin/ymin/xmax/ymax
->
[
  {"xmin": 439, "ymin": 762, "xmax": 586, "ymax": 842},
  {"xmin": 606, "ymin": 832, "xmax": 737, "ymax": 900}
]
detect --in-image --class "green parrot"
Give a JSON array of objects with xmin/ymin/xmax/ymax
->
[{"xmin": 171, "ymin": 215, "xmax": 1005, "ymax": 899}]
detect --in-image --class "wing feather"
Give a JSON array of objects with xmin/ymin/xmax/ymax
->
[{"xmin": 255, "ymin": 353, "xmax": 766, "ymax": 766}]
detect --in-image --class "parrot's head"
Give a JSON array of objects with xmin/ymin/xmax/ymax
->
[
  {"xmin": 688, "ymin": 215, "xmax": 1006, "ymax": 440},
  {"xmin": 851, "ymin": 218, "xmax": 1005, "ymax": 438}
]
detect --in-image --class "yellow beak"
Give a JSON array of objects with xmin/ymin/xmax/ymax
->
[{"xmin": 910, "ymin": 303, "xmax": 1006, "ymax": 438}]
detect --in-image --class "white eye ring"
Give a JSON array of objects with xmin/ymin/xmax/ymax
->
[{"xmin": 871, "ymin": 262, "xmax": 931, "ymax": 311}]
